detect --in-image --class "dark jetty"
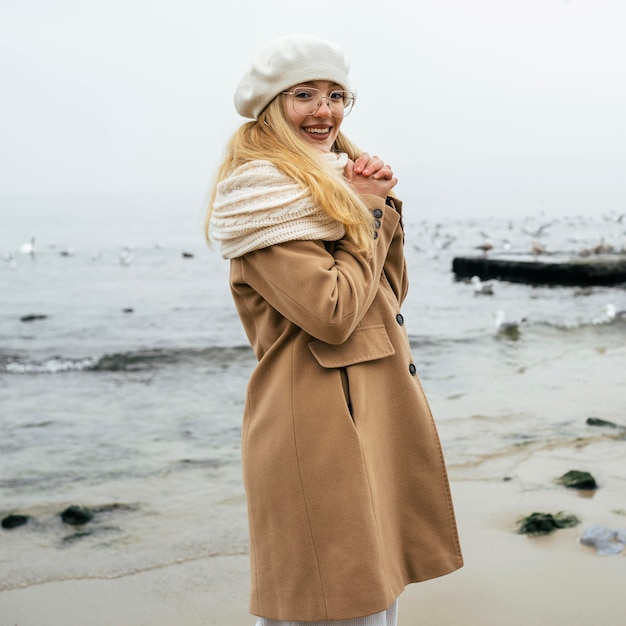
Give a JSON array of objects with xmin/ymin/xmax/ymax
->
[{"xmin": 452, "ymin": 253, "xmax": 626, "ymax": 286}]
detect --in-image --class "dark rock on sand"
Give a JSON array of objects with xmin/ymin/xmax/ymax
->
[
  {"xmin": 517, "ymin": 512, "xmax": 580, "ymax": 536},
  {"xmin": 2, "ymin": 514, "xmax": 30, "ymax": 529},
  {"xmin": 587, "ymin": 417, "xmax": 626, "ymax": 430},
  {"xmin": 555, "ymin": 470, "xmax": 598, "ymax": 490},
  {"xmin": 20, "ymin": 314, "xmax": 48, "ymax": 322},
  {"xmin": 60, "ymin": 505, "xmax": 94, "ymax": 525},
  {"xmin": 59, "ymin": 502, "xmax": 137, "ymax": 527}
]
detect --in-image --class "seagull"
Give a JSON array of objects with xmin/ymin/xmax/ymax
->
[
  {"xmin": 605, "ymin": 303, "xmax": 626, "ymax": 322},
  {"xmin": 20, "ymin": 237, "xmax": 36, "ymax": 255},
  {"xmin": 3, "ymin": 252, "xmax": 17, "ymax": 270},
  {"xmin": 120, "ymin": 247, "xmax": 134, "ymax": 266},
  {"xmin": 475, "ymin": 242, "xmax": 493, "ymax": 256},
  {"xmin": 471, "ymin": 275, "xmax": 495, "ymax": 295},
  {"xmin": 522, "ymin": 221, "xmax": 553, "ymax": 238},
  {"xmin": 590, "ymin": 239, "xmax": 614, "ymax": 255},
  {"xmin": 495, "ymin": 310, "xmax": 526, "ymax": 335}
]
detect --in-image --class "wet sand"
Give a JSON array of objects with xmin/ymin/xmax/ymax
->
[{"xmin": 1, "ymin": 436, "xmax": 624, "ymax": 626}]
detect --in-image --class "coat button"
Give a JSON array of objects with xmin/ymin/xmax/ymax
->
[
  {"xmin": 396, "ymin": 313, "xmax": 404, "ymax": 326},
  {"xmin": 374, "ymin": 218, "xmax": 381, "ymax": 228},
  {"xmin": 372, "ymin": 208, "xmax": 383, "ymax": 219},
  {"xmin": 409, "ymin": 363, "xmax": 417, "ymax": 376},
  {"xmin": 373, "ymin": 231, "xmax": 379, "ymax": 239}
]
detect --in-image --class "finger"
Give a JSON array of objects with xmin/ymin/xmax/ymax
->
[
  {"xmin": 353, "ymin": 152, "xmax": 370, "ymax": 174},
  {"xmin": 343, "ymin": 159, "xmax": 355, "ymax": 181},
  {"xmin": 372, "ymin": 166, "xmax": 393, "ymax": 180},
  {"xmin": 362, "ymin": 156, "xmax": 385, "ymax": 176}
]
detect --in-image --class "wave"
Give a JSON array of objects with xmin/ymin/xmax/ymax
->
[
  {"xmin": 1, "ymin": 345, "xmax": 255, "ymax": 375},
  {"xmin": 3, "ymin": 313, "xmax": 622, "ymax": 375}
]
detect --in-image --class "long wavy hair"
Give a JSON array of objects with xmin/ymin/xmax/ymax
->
[{"xmin": 204, "ymin": 96, "xmax": 376, "ymax": 256}]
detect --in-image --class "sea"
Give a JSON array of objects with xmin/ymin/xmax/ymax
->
[{"xmin": 1, "ymin": 193, "xmax": 625, "ymax": 591}]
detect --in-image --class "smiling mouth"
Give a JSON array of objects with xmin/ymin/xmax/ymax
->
[{"xmin": 303, "ymin": 126, "xmax": 332, "ymax": 137}]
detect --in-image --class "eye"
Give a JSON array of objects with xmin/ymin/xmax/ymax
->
[
  {"xmin": 329, "ymin": 91, "xmax": 345, "ymax": 102},
  {"xmin": 293, "ymin": 89, "xmax": 316, "ymax": 100}
]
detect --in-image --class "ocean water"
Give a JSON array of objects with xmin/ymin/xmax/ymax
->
[{"xmin": 1, "ymin": 193, "xmax": 625, "ymax": 590}]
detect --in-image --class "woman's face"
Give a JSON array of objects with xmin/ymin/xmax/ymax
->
[{"xmin": 282, "ymin": 80, "xmax": 346, "ymax": 153}]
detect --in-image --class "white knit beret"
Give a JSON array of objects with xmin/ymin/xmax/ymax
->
[{"xmin": 234, "ymin": 34, "xmax": 355, "ymax": 120}]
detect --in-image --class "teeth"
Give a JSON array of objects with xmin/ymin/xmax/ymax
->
[{"xmin": 305, "ymin": 128, "xmax": 330, "ymax": 135}]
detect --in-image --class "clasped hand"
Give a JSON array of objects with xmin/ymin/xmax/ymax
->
[{"xmin": 343, "ymin": 152, "xmax": 397, "ymax": 199}]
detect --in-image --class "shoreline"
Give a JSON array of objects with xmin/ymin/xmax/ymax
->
[{"xmin": 1, "ymin": 437, "xmax": 625, "ymax": 626}]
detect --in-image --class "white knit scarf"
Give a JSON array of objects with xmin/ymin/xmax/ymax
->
[{"xmin": 211, "ymin": 152, "xmax": 348, "ymax": 259}]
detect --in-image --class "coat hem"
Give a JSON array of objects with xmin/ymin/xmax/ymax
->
[{"xmin": 249, "ymin": 557, "xmax": 464, "ymax": 622}]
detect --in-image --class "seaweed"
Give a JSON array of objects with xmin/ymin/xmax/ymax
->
[
  {"xmin": 555, "ymin": 470, "xmax": 597, "ymax": 490},
  {"xmin": 517, "ymin": 512, "xmax": 580, "ymax": 536}
]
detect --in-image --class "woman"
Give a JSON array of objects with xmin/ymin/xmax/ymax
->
[{"xmin": 205, "ymin": 34, "xmax": 462, "ymax": 625}]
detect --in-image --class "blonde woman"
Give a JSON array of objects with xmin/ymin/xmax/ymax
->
[{"xmin": 206, "ymin": 34, "xmax": 462, "ymax": 626}]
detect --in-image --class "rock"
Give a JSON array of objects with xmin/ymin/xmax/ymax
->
[
  {"xmin": 517, "ymin": 511, "xmax": 580, "ymax": 536},
  {"xmin": 60, "ymin": 505, "xmax": 94, "ymax": 525},
  {"xmin": 2, "ymin": 514, "xmax": 30, "ymax": 529},
  {"xmin": 20, "ymin": 314, "xmax": 48, "ymax": 322},
  {"xmin": 580, "ymin": 525, "xmax": 626, "ymax": 555},
  {"xmin": 586, "ymin": 417, "xmax": 626, "ymax": 429},
  {"xmin": 555, "ymin": 470, "xmax": 598, "ymax": 490}
]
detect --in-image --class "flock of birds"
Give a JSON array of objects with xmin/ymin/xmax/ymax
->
[
  {"xmin": 468, "ymin": 273, "xmax": 625, "ymax": 336},
  {"xmin": 5, "ymin": 214, "xmax": 626, "ymax": 338},
  {"xmin": 411, "ymin": 211, "xmax": 626, "ymax": 338},
  {"xmin": 3, "ymin": 237, "xmax": 195, "ymax": 270},
  {"xmin": 469, "ymin": 212, "xmax": 626, "ymax": 259}
]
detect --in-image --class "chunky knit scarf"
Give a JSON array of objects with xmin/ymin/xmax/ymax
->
[{"xmin": 211, "ymin": 152, "xmax": 348, "ymax": 259}]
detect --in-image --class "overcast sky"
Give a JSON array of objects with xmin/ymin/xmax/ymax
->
[{"xmin": 1, "ymin": 0, "xmax": 625, "ymax": 218}]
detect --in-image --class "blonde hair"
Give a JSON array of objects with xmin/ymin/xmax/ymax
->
[{"xmin": 204, "ymin": 97, "xmax": 375, "ymax": 256}]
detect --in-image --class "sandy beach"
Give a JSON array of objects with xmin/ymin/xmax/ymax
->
[{"xmin": 2, "ymin": 434, "xmax": 624, "ymax": 626}]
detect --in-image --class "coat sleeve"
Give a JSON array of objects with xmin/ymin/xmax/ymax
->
[
  {"xmin": 232, "ymin": 195, "xmax": 401, "ymax": 345},
  {"xmin": 382, "ymin": 197, "xmax": 409, "ymax": 305}
]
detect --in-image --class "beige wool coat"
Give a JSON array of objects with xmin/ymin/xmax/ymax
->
[{"xmin": 229, "ymin": 194, "xmax": 463, "ymax": 622}]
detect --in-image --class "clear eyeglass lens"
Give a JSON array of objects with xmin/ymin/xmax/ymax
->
[{"xmin": 290, "ymin": 88, "xmax": 354, "ymax": 117}]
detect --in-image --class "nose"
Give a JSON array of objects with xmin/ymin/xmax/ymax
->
[{"xmin": 313, "ymin": 96, "xmax": 333, "ymax": 118}]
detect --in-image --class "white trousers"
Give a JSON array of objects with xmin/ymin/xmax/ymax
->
[{"xmin": 255, "ymin": 599, "xmax": 398, "ymax": 626}]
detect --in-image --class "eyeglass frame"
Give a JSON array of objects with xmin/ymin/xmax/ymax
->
[{"xmin": 281, "ymin": 87, "xmax": 356, "ymax": 117}]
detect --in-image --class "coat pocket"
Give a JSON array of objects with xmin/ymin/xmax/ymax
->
[{"xmin": 308, "ymin": 324, "xmax": 395, "ymax": 368}]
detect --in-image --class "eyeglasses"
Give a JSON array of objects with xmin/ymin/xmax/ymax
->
[{"xmin": 282, "ymin": 87, "xmax": 355, "ymax": 117}]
